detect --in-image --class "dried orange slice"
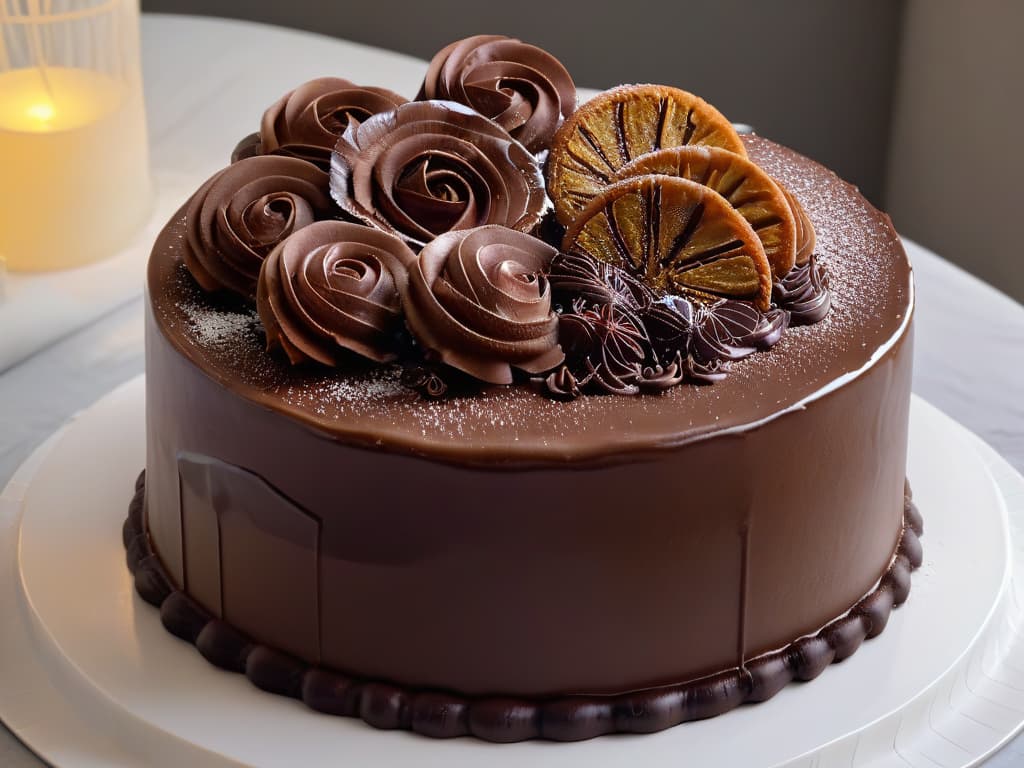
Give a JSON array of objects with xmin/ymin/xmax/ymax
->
[
  {"xmin": 779, "ymin": 184, "xmax": 816, "ymax": 265},
  {"xmin": 562, "ymin": 175, "xmax": 772, "ymax": 310},
  {"xmin": 546, "ymin": 84, "xmax": 746, "ymax": 226},
  {"xmin": 613, "ymin": 146, "xmax": 797, "ymax": 279}
]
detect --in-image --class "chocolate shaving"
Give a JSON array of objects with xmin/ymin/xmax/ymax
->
[
  {"xmin": 540, "ymin": 365, "xmax": 593, "ymax": 400},
  {"xmin": 400, "ymin": 365, "xmax": 450, "ymax": 399},
  {"xmin": 636, "ymin": 353, "xmax": 686, "ymax": 392}
]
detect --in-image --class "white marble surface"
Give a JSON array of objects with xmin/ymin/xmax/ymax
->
[{"xmin": 1, "ymin": 13, "xmax": 1022, "ymax": 767}]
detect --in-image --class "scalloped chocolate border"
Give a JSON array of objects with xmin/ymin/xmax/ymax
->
[{"xmin": 123, "ymin": 470, "xmax": 923, "ymax": 742}]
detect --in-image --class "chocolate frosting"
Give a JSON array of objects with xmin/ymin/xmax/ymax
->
[
  {"xmin": 330, "ymin": 100, "xmax": 546, "ymax": 248},
  {"xmin": 773, "ymin": 255, "xmax": 832, "ymax": 325},
  {"xmin": 183, "ymin": 155, "xmax": 333, "ymax": 298},
  {"xmin": 256, "ymin": 220, "xmax": 415, "ymax": 365},
  {"xmin": 417, "ymin": 35, "xmax": 576, "ymax": 154},
  {"xmin": 398, "ymin": 225, "xmax": 563, "ymax": 384},
  {"xmin": 246, "ymin": 78, "xmax": 407, "ymax": 170}
]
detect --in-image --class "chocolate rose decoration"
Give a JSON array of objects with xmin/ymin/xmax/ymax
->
[
  {"xmin": 418, "ymin": 35, "xmax": 576, "ymax": 154},
  {"xmin": 330, "ymin": 100, "xmax": 547, "ymax": 248},
  {"xmin": 397, "ymin": 225, "xmax": 563, "ymax": 384},
  {"xmin": 257, "ymin": 220, "xmax": 414, "ymax": 365},
  {"xmin": 235, "ymin": 78, "xmax": 407, "ymax": 170},
  {"xmin": 184, "ymin": 155, "xmax": 333, "ymax": 298}
]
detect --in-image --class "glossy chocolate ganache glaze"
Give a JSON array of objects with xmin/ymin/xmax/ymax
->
[{"xmin": 132, "ymin": 37, "xmax": 915, "ymax": 743}]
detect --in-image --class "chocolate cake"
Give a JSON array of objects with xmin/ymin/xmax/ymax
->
[{"xmin": 124, "ymin": 34, "xmax": 919, "ymax": 742}]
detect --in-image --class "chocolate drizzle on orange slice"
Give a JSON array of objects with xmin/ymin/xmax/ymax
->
[
  {"xmin": 546, "ymin": 84, "xmax": 746, "ymax": 226},
  {"xmin": 562, "ymin": 175, "xmax": 773, "ymax": 310},
  {"xmin": 614, "ymin": 146, "xmax": 797, "ymax": 279}
]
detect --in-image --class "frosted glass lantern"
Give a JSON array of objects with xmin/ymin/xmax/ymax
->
[{"xmin": 0, "ymin": 0, "xmax": 151, "ymax": 271}]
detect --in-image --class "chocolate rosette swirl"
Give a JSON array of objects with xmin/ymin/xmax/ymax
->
[
  {"xmin": 330, "ymin": 100, "xmax": 547, "ymax": 248},
  {"xmin": 645, "ymin": 295, "xmax": 788, "ymax": 366},
  {"xmin": 694, "ymin": 299, "xmax": 789, "ymax": 360},
  {"xmin": 557, "ymin": 303, "xmax": 652, "ymax": 396},
  {"xmin": 234, "ymin": 78, "xmax": 407, "ymax": 169},
  {"xmin": 773, "ymin": 254, "xmax": 831, "ymax": 325},
  {"xmin": 257, "ymin": 220, "xmax": 414, "ymax": 365},
  {"xmin": 184, "ymin": 155, "xmax": 333, "ymax": 298},
  {"xmin": 397, "ymin": 225, "xmax": 564, "ymax": 384},
  {"xmin": 418, "ymin": 34, "xmax": 576, "ymax": 154},
  {"xmin": 547, "ymin": 250, "xmax": 654, "ymax": 312}
]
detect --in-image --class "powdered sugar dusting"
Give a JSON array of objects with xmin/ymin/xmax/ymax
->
[{"xmin": 177, "ymin": 299, "xmax": 258, "ymax": 350}]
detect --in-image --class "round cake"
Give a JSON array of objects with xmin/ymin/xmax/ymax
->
[{"xmin": 125, "ymin": 35, "xmax": 920, "ymax": 743}]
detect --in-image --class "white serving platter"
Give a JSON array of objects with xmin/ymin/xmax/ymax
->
[{"xmin": 1, "ymin": 379, "xmax": 1022, "ymax": 767}]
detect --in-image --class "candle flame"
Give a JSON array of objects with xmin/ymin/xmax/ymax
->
[{"xmin": 26, "ymin": 102, "xmax": 56, "ymax": 124}]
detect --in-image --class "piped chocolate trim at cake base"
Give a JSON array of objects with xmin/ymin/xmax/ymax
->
[{"xmin": 123, "ymin": 470, "xmax": 923, "ymax": 742}]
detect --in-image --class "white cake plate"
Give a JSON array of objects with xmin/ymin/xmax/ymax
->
[{"xmin": 1, "ymin": 377, "xmax": 1023, "ymax": 768}]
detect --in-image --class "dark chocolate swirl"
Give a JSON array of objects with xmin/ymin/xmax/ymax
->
[
  {"xmin": 330, "ymin": 100, "xmax": 546, "ymax": 248},
  {"xmin": 239, "ymin": 78, "xmax": 407, "ymax": 170},
  {"xmin": 693, "ymin": 299, "xmax": 790, "ymax": 361},
  {"xmin": 397, "ymin": 225, "xmax": 563, "ymax": 384},
  {"xmin": 540, "ymin": 250, "xmax": 793, "ymax": 398},
  {"xmin": 541, "ymin": 364, "xmax": 592, "ymax": 400},
  {"xmin": 547, "ymin": 250, "xmax": 653, "ymax": 312},
  {"xmin": 184, "ymin": 155, "xmax": 333, "ymax": 299},
  {"xmin": 642, "ymin": 295, "xmax": 699, "ymax": 363},
  {"xmin": 256, "ymin": 220, "xmax": 414, "ymax": 365},
  {"xmin": 558, "ymin": 303, "xmax": 651, "ymax": 396},
  {"xmin": 418, "ymin": 35, "xmax": 576, "ymax": 154},
  {"xmin": 772, "ymin": 254, "xmax": 831, "ymax": 325},
  {"xmin": 642, "ymin": 294, "xmax": 789, "ymax": 367}
]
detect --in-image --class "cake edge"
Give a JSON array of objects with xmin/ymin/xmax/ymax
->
[{"xmin": 123, "ymin": 470, "xmax": 923, "ymax": 743}]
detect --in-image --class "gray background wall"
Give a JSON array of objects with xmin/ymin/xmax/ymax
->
[
  {"xmin": 141, "ymin": 0, "xmax": 903, "ymax": 205},
  {"xmin": 886, "ymin": 0, "xmax": 1023, "ymax": 302},
  {"xmin": 141, "ymin": 0, "xmax": 1024, "ymax": 301}
]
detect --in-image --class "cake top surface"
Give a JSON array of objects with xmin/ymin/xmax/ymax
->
[{"xmin": 149, "ymin": 134, "xmax": 912, "ymax": 464}]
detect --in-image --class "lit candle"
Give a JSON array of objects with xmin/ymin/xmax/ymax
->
[{"xmin": 0, "ymin": 2, "xmax": 151, "ymax": 272}]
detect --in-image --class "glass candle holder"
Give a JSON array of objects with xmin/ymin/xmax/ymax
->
[{"xmin": 0, "ymin": 0, "xmax": 151, "ymax": 272}]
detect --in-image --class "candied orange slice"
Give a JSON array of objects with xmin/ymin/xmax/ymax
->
[
  {"xmin": 779, "ymin": 184, "xmax": 816, "ymax": 265},
  {"xmin": 546, "ymin": 84, "xmax": 746, "ymax": 226},
  {"xmin": 613, "ymin": 146, "xmax": 796, "ymax": 279},
  {"xmin": 562, "ymin": 175, "xmax": 772, "ymax": 310}
]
